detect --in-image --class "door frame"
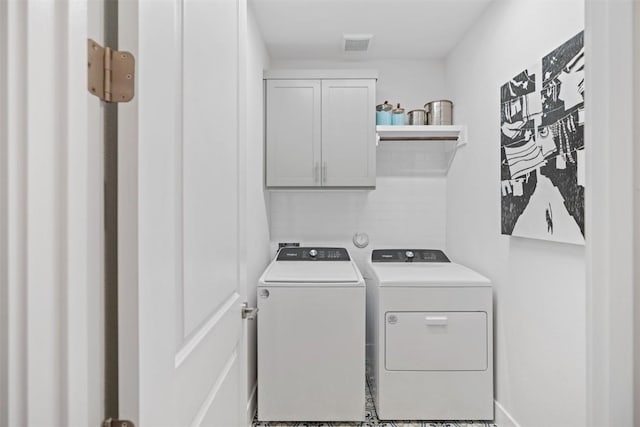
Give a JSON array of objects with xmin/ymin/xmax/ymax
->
[
  {"xmin": 237, "ymin": 0, "xmax": 254, "ymax": 424},
  {"xmin": 584, "ymin": 0, "xmax": 638, "ymax": 425},
  {"xmin": 635, "ymin": 3, "xmax": 640, "ymax": 422},
  {"xmin": 0, "ymin": 0, "xmax": 106, "ymax": 425}
]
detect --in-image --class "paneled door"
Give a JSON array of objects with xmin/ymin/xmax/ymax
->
[{"xmin": 118, "ymin": 0, "xmax": 248, "ymax": 426}]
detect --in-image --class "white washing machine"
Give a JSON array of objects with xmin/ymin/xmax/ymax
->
[
  {"xmin": 364, "ymin": 249, "xmax": 493, "ymax": 421},
  {"xmin": 257, "ymin": 247, "xmax": 365, "ymax": 422}
]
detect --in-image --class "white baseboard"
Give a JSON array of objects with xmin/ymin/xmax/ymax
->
[
  {"xmin": 495, "ymin": 400, "xmax": 522, "ymax": 427},
  {"xmin": 246, "ymin": 383, "xmax": 258, "ymax": 426}
]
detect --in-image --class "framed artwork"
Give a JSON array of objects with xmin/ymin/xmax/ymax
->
[{"xmin": 500, "ymin": 31, "xmax": 585, "ymax": 244}]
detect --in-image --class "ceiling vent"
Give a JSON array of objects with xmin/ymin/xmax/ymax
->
[{"xmin": 343, "ymin": 34, "xmax": 373, "ymax": 52}]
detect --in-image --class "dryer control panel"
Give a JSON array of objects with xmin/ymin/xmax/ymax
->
[
  {"xmin": 372, "ymin": 249, "xmax": 450, "ymax": 263},
  {"xmin": 276, "ymin": 247, "xmax": 350, "ymax": 261}
]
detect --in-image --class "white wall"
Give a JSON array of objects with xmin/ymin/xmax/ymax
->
[
  {"xmin": 267, "ymin": 59, "xmax": 451, "ymax": 265},
  {"xmin": 245, "ymin": 4, "xmax": 272, "ymax": 415},
  {"xmin": 271, "ymin": 58, "xmax": 448, "ymax": 113},
  {"xmin": 444, "ymin": 1, "xmax": 586, "ymax": 426}
]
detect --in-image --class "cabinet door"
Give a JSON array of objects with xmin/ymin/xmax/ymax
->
[
  {"xmin": 321, "ymin": 79, "xmax": 376, "ymax": 187},
  {"xmin": 266, "ymin": 80, "xmax": 321, "ymax": 187}
]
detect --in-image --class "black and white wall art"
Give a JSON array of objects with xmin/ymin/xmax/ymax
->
[{"xmin": 500, "ymin": 31, "xmax": 585, "ymax": 244}]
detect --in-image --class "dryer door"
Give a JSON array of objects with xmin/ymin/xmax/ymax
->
[{"xmin": 385, "ymin": 311, "xmax": 487, "ymax": 371}]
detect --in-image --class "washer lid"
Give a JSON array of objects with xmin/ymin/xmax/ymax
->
[
  {"xmin": 370, "ymin": 262, "xmax": 490, "ymax": 287},
  {"xmin": 262, "ymin": 261, "xmax": 362, "ymax": 284}
]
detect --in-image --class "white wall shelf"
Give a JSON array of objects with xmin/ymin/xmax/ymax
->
[
  {"xmin": 376, "ymin": 125, "xmax": 467, "ymax": 143},
  {"xmin": 376, "ymin": 125, "xmax": 468, "ymax": 174}
]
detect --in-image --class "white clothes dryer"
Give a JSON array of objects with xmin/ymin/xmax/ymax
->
[
  {"xmin": 364, "ymin": 249, "xmax": 494, "ymax": 421},
  {"xmin": 257, "ymin": 247, "xmax": 365, "ymax": 422}
]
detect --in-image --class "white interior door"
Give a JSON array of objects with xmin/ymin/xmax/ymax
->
[{"xmin": 118, "ymin": 0, "xmax": 248, "ymax": 426}]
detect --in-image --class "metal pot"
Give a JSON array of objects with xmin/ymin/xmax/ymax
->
[
  {"xmin": 407, "ymin": 109, "xmax": 427, "ymax": 125},
  {"xmin": 424, "ymin": 100, "xmax": 453, "ymax": 125}
]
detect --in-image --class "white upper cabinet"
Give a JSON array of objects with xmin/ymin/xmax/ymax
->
[
  {"xmin": 266, "ymin": 79, "xmax": 322, "ymax": 187},
  {"xmin": 321, "ymin": 80, "xmax": 376, "ymax": 187},
  {"xmin": 265, "ymin": 71, "xmax": 377, "ymax": 188}
]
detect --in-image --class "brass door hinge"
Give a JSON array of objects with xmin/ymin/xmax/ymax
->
[
  {"xmin": 88, "ymin": 39, "xmax": 135, "ymax": 103},
  {"xmin": 103, "ymin": 418, "xmax": 135, "ymax": 427}
]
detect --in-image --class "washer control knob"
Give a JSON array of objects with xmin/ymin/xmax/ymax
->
[
  {"xmin": 309, "ymin": 249, "xmax": 318, "ymax": 258},
  {"xmin": 405, "ymin": 250, "xmax": 415, "ymax": 259}
]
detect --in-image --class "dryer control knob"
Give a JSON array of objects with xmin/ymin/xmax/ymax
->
[
  {"xmin": 405, "ymin": 250, "xmax": 415, "ymax": 259},
  {"xmin": 309, "ymin": 249, "xmax": 318, "ymax": 258}
]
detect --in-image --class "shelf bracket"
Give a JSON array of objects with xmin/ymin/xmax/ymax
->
[
  {"xmin": 456, "ymin": 125, "xmax": 468, "ymax": 147},
  {"xmin": 375, "ymin": 125, "xmax": 469, "ymax": 175}
]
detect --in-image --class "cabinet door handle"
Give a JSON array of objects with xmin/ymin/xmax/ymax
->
[
  {"xmin": 322, "ymin": 161, "xmax": 327, "ymax": 183},
  {"xmin": 314, "ymin": 162, "xmax": 319, "ymax": 183}
]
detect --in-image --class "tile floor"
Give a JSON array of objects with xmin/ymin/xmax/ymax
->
[{"xmin": 252, "ymin": 383, "xmax": 497, "ymax": 427}]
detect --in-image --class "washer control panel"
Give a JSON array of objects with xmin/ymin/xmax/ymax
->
[
  {"xmin": 371, "ymin": 249, "xmax": 450, "ymax": 263},
  {"xmin": 277, "ymin": 247, "xmax": 350, "ymax": 261}
]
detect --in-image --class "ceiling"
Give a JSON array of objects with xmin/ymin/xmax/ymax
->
[{"xmin": 250, "ymin": 0, "xmax": 495, "ymax": 61}]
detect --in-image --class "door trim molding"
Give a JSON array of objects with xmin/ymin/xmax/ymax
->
[
  {"xmin": 246, "ymin": 383, "xmax": 258, "ymax": 426},
  {"xmin": 1, "ymin": 1, "xmax": 104, "ymax": 425},
  {"xmin": 175, "ymin": 292, "xmax": 240, "ymax": 369},
  {"xmin": 189, "ymin": 350, "xmax": 238, "ymax": 427},
  {"xmin": 635, "ymin": 3, "xmax": 640, "ymax": 423},
  {"xmin": 494, "ymin": 400, "xmax": 522, "ymax": 427},
  {"xmin": 585, "ymin": 0, "xmax": 636, "ymax": 425}
]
